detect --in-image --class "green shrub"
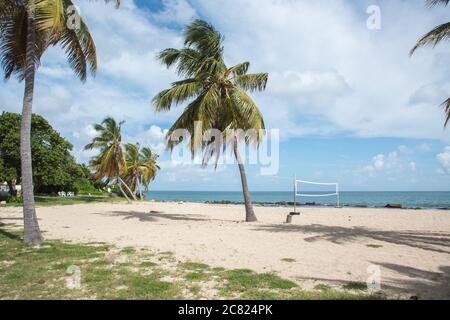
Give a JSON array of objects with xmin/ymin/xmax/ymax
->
[{"xmin": 6, "ymin": 196, "xmax": 22, "ymax": 204}]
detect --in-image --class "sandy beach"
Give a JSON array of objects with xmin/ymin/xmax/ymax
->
[{"xmin": 1, "ymin": 202, "xmax": 449, "ymax": 299}]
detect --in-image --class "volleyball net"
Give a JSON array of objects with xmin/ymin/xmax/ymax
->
[{"xmin": 292, "ymin": 177, "xmax": 340, "ymax": 212}]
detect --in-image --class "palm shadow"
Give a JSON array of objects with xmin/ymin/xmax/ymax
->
[
  {"xmin": 253, "ymin": 224, "xmax": 450, "ymax": 254},
  {"xmin": 0, "ymin": 223, "xmax": 22, "ymax": 241},
  {"xmin": 373, "ymin": 263, "xmax": 450, "ymax": 299},
  {"xmin": 97, "ymin": 210, "xmax": 208, "ymax": 223}
]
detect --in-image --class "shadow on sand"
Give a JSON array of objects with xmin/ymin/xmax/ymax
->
[
  {"xmin": 253, "ymin": 223, "xmax": 450, "ymax": 254},
  {"xmin": 96, "ymin": 210, "xmax": 208, "ymax": 223},
  {"xmin": 374, "ymin": 263, "xmax": 450, "ymax": 299}
]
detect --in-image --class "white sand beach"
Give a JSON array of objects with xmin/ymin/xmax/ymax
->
[{"xmin": 1, "ymin": 202, "xmax": 449, "ymax": 299}]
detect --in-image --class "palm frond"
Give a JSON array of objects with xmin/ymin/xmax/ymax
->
[
  {"xmin": 183, "ymin": 19, "xmax": 223, "ymax": 59},
  {"xmin": 443, "ymin": 97, "xmax": 450, "ymax": 127},
  {"xmin": 235, "ymin": 73, "xmax": 268, "ymax": 92},
  {"xmin": 231, "ymin": 88, "xmax": 265, "ymax": 136},
  {"xmin": 0, "ymin": 5, "xmax": 28, "ymax": 80},
  {"xmin": 35, "ymin": 0, "xmax": 65, "ymax": 32},
  {"xmin": 153, "ymin": 78, "xmax": 203, "ymax": 111},
  {"xmin": 426, "ymin": 0, "xmax": 450, "ymax": 7},
  {"xmin": 166, "ymin": 85, "xmax": 219, "ymax": 153},
  {"xmin": 226, "ymin": 61, "xmax": 249, "ymax": 77},
  {"xmin": 47, "ymin": 0, "xmax": 97, "ymax": 81},
  {"xmin": 411, "ymin": 22, "xmax": 450, "ymax": 55}
]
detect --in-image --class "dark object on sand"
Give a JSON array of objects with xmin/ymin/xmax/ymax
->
[
  {"xmin": 385, "ymin": 203, "xmax": 402, "ymax": 209},
  {"xmin": 286, "ymin": 212, "xmax": 300, "ymax": 223}
]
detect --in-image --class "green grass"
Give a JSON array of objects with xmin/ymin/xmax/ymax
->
[
  {"xmin": 343, "ymin": 282, "xmax": 368, "ymax": 291},
  {"xmin": 179, "ymin": 262, "xmax": 210, "ymax": 270},
  {"xmin": 185, "ymin": 272, "xmax": 209, "ymax": 281},
  {"xmin": 314, "ymin": 283, "xmax": 333, "ymax": 291},
  {"xmin": 0, "ymin": 224, "xmax": 383, "ymax": 300},
  {"xmin": 2, "ymin": 195, "xmax": 126, "ymax": 207}
]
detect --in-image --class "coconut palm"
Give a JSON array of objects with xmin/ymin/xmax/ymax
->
[
  {"xmin": 153, "ymin": 20, "xmax": 268, "ymax": 222},
  {"xmin": 123, "ymin": 143, "xmax": 159, "ymax": 200},
  {"xmin": 411, "ymin": 0, "xmax": 450, "ymax": 126},
  {"xmin": 84, "ymin": 117, "xmax": 136, "ymax": 203},
  {"xmin": 0, "ymin": 0, "xmax": 118, "ymax": 245},
  {"xmin": 140, "ymin": 147, "xmax": 160, "ymax": 193}
]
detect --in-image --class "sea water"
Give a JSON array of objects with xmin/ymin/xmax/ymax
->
[{"xmin": 146, "ymin": 191, "xmax": 450, "ymax": 209}]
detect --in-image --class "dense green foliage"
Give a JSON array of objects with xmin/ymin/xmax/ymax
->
[{"xmin": 0, "ymin": 111, "xmax": 97, "ymax": 195}]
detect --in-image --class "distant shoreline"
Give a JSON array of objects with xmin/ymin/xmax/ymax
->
[{"xmin": 147, "ymin": 198, "xmax": 450, "ymax": 210}]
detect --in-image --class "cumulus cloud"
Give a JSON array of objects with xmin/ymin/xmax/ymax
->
[
  {"xmin": 362, "ymin": 150, "xmax": 417, "ymax": 177},
  {"xmin": 437, "ymin": 146, "xmax": 450, "ymax": 175},
  {"xmin": 151, "ymin": 0, "xmax": 197, "ymax": 25}
]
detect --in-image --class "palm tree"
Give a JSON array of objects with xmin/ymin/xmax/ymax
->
[
  {"xmin": 411, "ymin": 0, "xmax": 450, "ymax": 126},
  {"xmin": 0, "ymin": 0, "xmax": 119, "ymax": 245},
  {"xmin": 140, "ymin": 147, "xmax": 160, "ymax": 193},
  {"xmin": 153, "ymin": 20, "xmax": 268, "ymax": 222},
  {"xmin": 123, "ymin": 143, "xmax": 159, "ymax": 200},
  {"xmin": 84, "ymin": 117, "xmax": 136, "ymax": 203}
]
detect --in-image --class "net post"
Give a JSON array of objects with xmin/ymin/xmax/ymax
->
[
  {"xmin": 293, "ymin": 174, "xmax": 297, "ymax": 214},
  {"xmin": 336, "ymin": 183, "xmax": 340, "ymax": 208}
]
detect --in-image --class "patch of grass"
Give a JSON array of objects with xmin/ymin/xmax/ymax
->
[
  {"xmin": 220, "ymin": 269, "xmax": 297, "ymax": 295},
  {"xmin": 211, "ymin": 267, "xmax": 226, "ymax": 272},
  {"xmin": 0, "ymin": 224, "xmax": 384, "ymax": 300},
  {"xmin": 185, "ymin": 272, "xmax": 208, "ymax": 281},
  {"xmin": 4, "ymin": 195, "xmax": 126, "ymax": 207},
  {"xmin": 189, "ymin": 284, "xmax": 202, "ymax": 296},
  {"xmin": 120, "ymin": 274, "xmax": 181, "ymax": 300},
  {"xmin": 343, "ymin": 282, "xmax": 368, "ymax": 291},
  {"xmin": 314, "ymin": 283, "xmax": 332, "ymax": 291},
  {"xmin": 179, "ymin": 262, "xmax": 210, "ymax": 270},
  {"xmin": 281, "ymin": 258, "xmax": 296, "ymax": 263},
  {"xmin": 140, "ymin": 261, "xmax": 157, "ymax": 268},
  {"xmin": 366, "ymin": 244, "xmax": 383, "ymax": 248},
  {"xmin": 121, "ymin": 247, "xmax": 137, "ymax": 255}
]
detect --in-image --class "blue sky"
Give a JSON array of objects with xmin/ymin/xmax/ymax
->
[{"xmin": 1, "ymin": 0, "xmax": 450, "ymax": 191}]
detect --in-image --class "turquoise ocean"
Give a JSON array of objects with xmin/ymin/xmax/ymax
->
[{"xmin": 146, "ymin": 191, "xmax": 450, "ymax": 209}]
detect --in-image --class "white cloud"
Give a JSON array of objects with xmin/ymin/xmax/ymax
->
[
  {"xmin": 268, "ymin": 70, "xmax": 350, "ymax": 101},
  {"xmin": 437, "ymin": 146, "xmax": 450, "ymax": 174},
  {"xmin": 194, "ymin": 0, "xmax": 450, "ymax": 140},
  {"xmin": 361, "ymin": 150, "xmax": 416, "ymax": 177},
  {"xmin": 151, "ymin": 0, "xmax": 196, "ymax": 25},
  {"xmin": 398, "ymin": 145, "xmax": 414, "ymax": 154}
]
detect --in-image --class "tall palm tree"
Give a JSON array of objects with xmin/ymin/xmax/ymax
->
[
  {"xmin": 0, "ymin": 0, "xmax": 119, "ymax": 245},
  {"xmin": 84, "ymin": 117, "xmax": 136, "ymax": 203},
  {"xmin": 153, "ymin": 20, "xmax": 268, "ymax": 222},
  {"xmin": 123, "ymin": 143, "xmax": 159, "ymax": 200},
  {"xmin": 140, "ymin": 147, "xmax": 160, "ymax": 193},
  {"xmin": 411, "ymin": 0, "xmax": 450, "ymax": 126}
]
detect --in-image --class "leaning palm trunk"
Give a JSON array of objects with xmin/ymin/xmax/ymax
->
[
  {"xmin": 233, "ymin": 138, "xmax": 257, "ymax": 222},
  {"xmin": 21, "ymin": 4, "xmax": 43, "ymax": 245},
  {"xmin": 116, "ymin": 177, "xmax": 131, "ymax": 204},
  {"xmin": 118, "ymin": 176, "xmax": 137, "ymax": 201},
  {"xmin": 137, "ymin": 176, "xmax": 144, "ymax": 201}
]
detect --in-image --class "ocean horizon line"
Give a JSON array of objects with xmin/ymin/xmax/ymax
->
[{"xmin": 149, "ymin": 190, "xmax": 450, "ymax": 193}]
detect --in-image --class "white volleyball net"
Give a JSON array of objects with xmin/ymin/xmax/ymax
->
[{"xmin": 292, "ymin": 178, "xmax": 340, "ymax": 212}]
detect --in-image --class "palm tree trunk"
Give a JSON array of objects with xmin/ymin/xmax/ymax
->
[
  {"xmin": 233, "ymin": 138, "xmax": 257, "ymax": 222},
  {"xmin": 21, "ymin": 4, "xmax": 43, "ymax": 245},
  {"xmin": 137, "ymin": 176, "xmax": 143, "ymax": 201},
  {"xmin": 118, "ymin": 176, "xmax": 137, "ymax": 201},
  {"xmin": 116, "ymin": 177, "xmax": 131, "ymax": 204}
]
